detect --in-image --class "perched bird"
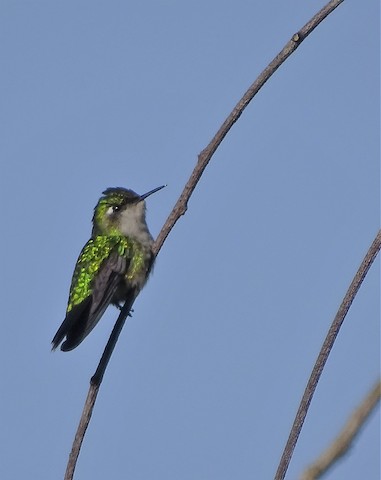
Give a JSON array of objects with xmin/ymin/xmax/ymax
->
[{"xmin": 52, "ymin": 185, "xmax": 165, "ymax": 351}]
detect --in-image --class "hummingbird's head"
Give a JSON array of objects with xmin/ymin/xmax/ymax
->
[{"xmin": 92, "ymin": 186, "xmax": 165, "ymax": 241}]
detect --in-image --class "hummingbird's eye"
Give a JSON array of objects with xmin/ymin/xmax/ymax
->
[{"xmin": 106, "ymin": 205, "xmax": 120, "ymax": 216}]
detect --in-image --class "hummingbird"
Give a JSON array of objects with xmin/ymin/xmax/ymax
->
[{"xmin": 52, "ymin": 185, "xmax": 165, "ymax": 352}]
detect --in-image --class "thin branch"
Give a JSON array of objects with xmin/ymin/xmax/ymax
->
[
  {"xmin": 91, "ymin": 297, "xmax": 137, "ymax": 386},
  {"xmin": 153, "ymin": 0, "xmax": 346, "ymax": 256},
  {"xmin": 64, "ymin": 1, "xmax": 347, "ymax": 478},
  {"xmin": 64, "ymin": 299, "xmax": 135, "ymax": 480},
  {"xmin": 300, "ymin": 379, "xmax": 381, "ymax": 480},
  {"xmin": 275, "ymin": 231, "xmax": 381, "ymax": 480},
  {"xmin": 64, "ymin": 385, "xmax": 99, "ymax": 480}
]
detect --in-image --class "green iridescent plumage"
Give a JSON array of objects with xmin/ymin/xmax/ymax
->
[{"xmin": 67, "ymin": 235, "xmax": 132, "ymax": 312}]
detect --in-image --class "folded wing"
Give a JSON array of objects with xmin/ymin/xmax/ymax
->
[{"xmin": 52, "ymin": 251, "xmax": 128, "ymax": 351}]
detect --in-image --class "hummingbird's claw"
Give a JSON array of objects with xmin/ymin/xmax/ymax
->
[{"xmin": 115, "ymin": 302, "xmax": 134, "ymax": 317}]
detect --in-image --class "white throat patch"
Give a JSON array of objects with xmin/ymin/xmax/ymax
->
[{"xmin": 118, "ymin": 201, "xmax": 153, "ymax": 247}]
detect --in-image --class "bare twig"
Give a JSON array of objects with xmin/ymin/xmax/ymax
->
[
  {"xmin": 154, "ymin": 0, "xmax": 346, "ymax": 257},
  {"xmin": 64, "ymin": 385, "xmax": 99, "ymax": 480},
  {"xmin": 64, "ymin": 299, "xmax": 135, "ymax": 480},
  {"xmin": 64, "ymin": 1, "xmax": 347, "ymax": 478},
  {"xmin": 275, "ymin": 231, "xmax": 381, "ymax": 480},
  {"xmin": 300, "ymin": 379, "xmax": 381, "ymax": 480}
]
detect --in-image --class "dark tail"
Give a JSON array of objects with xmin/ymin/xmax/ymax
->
[{"xmin": 51, "ymin": 298, "xmax": 92, "ymax": 351}]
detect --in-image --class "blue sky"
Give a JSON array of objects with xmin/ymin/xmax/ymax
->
[{"xmin": 1, "ymin": 1, "xmax": 379, "ymax": 479}]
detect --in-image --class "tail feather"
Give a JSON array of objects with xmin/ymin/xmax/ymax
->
[{"xmin": 51, "ymin": 297, "xmax": 92, "ymax": 351}]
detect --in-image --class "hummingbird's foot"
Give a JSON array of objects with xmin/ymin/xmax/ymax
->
[{"xmin": 115, "ymin": 302, "xmax": 134, "ymax": 316}]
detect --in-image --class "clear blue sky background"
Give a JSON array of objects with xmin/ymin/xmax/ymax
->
[{"xmin": 1, "ymin": 2, "xmax": 379, "ymax": 479}]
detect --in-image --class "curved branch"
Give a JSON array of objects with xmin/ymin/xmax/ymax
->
[
  {"xmin": 153, "ymin": 0, "xmax": 346, "ymax": 256},
  {"xmin": 275, "ymin": 231, "xmax": 381, "ymax": 480},
  {"xmin": 64, "ymin": 1, "xmax": 347, "ymax": 478},
  {"xmin": 300, "ymin": 379, "xmax": 381, "ymax": 480}
]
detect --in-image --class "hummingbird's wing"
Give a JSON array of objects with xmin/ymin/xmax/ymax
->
[
  {"xmin": 78, "ymin": 252, "xmax": 128, "ymax": 341},
  {"xmin": 52, "ymin": 244, "xmax": 129, "ymax": 351}
]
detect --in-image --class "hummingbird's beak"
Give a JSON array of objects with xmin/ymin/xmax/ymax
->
[{"xmin": 139, "ymin": 185, "xmax": 166, "ymax": 201}]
